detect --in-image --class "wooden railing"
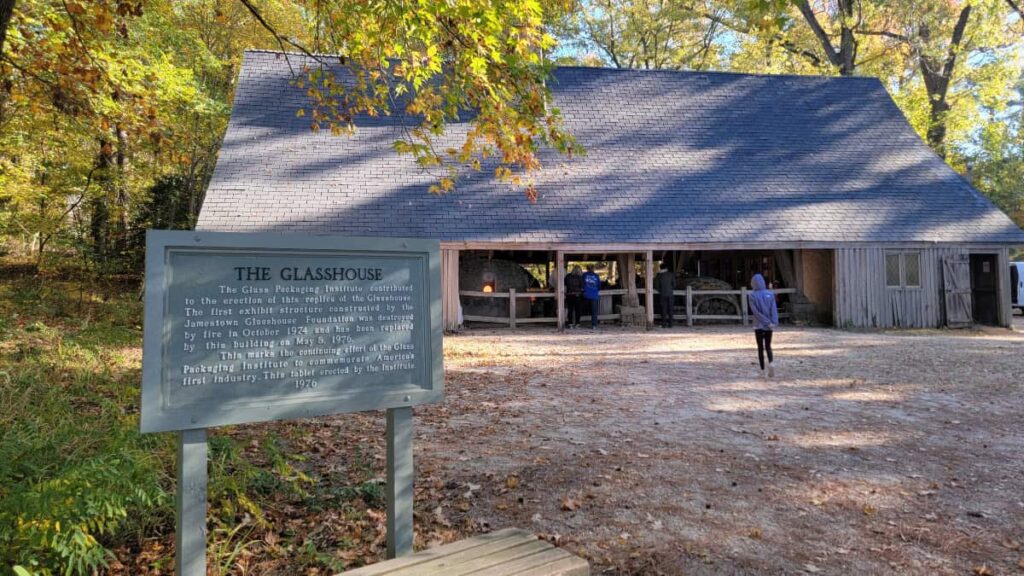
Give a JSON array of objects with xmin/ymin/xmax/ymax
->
[{"xmin": 459, "ymin": 287, "xmax": 796, "ymax": 327}]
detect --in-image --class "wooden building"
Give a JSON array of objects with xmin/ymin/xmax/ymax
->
[{"xmin": 198, "ymin": 51, "xmax": 1024, "ymax": 330}]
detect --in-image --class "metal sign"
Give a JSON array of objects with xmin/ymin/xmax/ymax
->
[
  {"xmin": 141, "ymin": 231, "xmax": 443, "ymax": 433},
  {"xmin": 140, "ymin": 230, "xmax": 442, "ymax": 575}
]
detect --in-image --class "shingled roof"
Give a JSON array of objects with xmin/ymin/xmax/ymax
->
[{"xmin": 198, "ymin": 50, "xmax": 1024, "ymax": 245}]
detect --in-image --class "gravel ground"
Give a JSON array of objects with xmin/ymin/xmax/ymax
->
[{"xmin": 404, "ymin": 322, "xmax": 1024, "ymax": 575}]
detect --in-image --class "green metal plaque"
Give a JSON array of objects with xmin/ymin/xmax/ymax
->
[{"xmin": 141, "ymin": 231, "xmax": 443, "ymax": 433}]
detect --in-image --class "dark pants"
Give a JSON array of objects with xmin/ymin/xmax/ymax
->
[
  {"xmin": 659, "ymin": 294, "xmax": 674, "ymax": 327},
  {"xmin": 755, "ymin": 329, "xmax": 774, "ymax": 370},
  {"xmin": 566, "ymin": 294, "xmax": 581, "ymax": 326},
  {"xmin": 587, "ymin": 297, "xmax": 599, "ymax": 327}
]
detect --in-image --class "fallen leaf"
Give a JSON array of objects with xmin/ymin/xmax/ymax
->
[
  {"xmin": 862, "ymin": 505, "xmax": 877, "ymax": 516},
  {"xmin": 972, "ymin": 565, "xmax": 993, "ymax": 576},
  {"xmin": 1001, "ymin": 539, "xmax": 1020, "ymax": 550},
  {"xmin": 432, "ymin": 506, "xmax": 451, "ymax": 527},
  {"xmin": 561, "ymin": 496, "xmax": 580, "ymax": 511},
  {"xmin": 506, "ymin": 476, "xmax": 519, "ymax": 489}
]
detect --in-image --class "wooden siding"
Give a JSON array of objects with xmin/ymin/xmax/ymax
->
[
  {"xmin": 441, "ymin": 249, "xmax": 461, "ymax": 331},
  {"xmin": 997, "ymin": 247, "xmax": 1012, "ymax": 327},
  {"xmin": 835, "ymin": 246, "xmax": 966, "ymax": 328}
]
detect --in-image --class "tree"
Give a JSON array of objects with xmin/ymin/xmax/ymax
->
[
  {"xmin": 792, "ymin": 0, "xmax": 859, "ymax": 75},
  {"xmin": 860, "ymin": 0, "xmax": 1017, "ymax": 157},
  {"xmin": 557, "ymin": 0, "xmax": 726, "ymax": 70},
  {"xmin": 0, "ymin": 0, "xmax": 14, "ymax": 56},
  {"xmin": 236, "ymin": 0, "xmax": 580, "ymax": 200},
  {"xmin": 961, "ymin": 72, "xmax": 1024, "ymax": 227},
  {"xmin": 0, "ymin": 1, "xmax": 247, "ymax": 268}
]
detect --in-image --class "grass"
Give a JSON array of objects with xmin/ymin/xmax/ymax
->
[{"xmin": 0, "ymin": 277, "xmax": 172, "ymax": 574}]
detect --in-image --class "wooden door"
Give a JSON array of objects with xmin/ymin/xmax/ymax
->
[{"xmin": 942, "ymin": 256, "xmax": 972, "ymax": 328}]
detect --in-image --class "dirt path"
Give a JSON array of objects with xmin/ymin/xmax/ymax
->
[{"xmin": 390, "ymin": 324, "xmax": 1024, "ymax": 575}]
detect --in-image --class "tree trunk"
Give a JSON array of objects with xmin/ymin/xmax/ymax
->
[
  {"xmin": 91, "ymin": 138, "xmax": 116, "ymax": 264},
  {"xmin": 0, "ymin": 0, "xmax": 15, "ymax": 58},
  {"xmin": 926, "ymin": 97, "xmax": 951, "ymax": 157},
  {"xmin": 795, "ymin": 0, "xmax": 858, "ymax": 76},
  {"xmin": 919, "ymin": 5, "xmax": 972, "ymax": 158},
  {"xmin": 838, "ymin": 27, "xmax": 856, "ymax": 76}
]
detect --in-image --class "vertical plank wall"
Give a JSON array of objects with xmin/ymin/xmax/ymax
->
[
  {"xmin": 835, "ymin": 246, "xmax": 964, "ymax": 328},
  {"xmin": 997, "ymin": 247, "xmax": 1012, "ymax": 327},
  {"xmin": 441, "ymin": 249, "xmax": 461, "ymax": 331}
]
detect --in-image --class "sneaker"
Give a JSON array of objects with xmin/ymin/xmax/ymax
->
[{"xmin": 767, "ymin": 362, "xmax": 775, "ymax": 378}]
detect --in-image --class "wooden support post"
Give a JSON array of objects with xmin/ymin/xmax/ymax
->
[
  {"xmin": 386, "ymin": 407, "xmax": 414, "ymax": 559},
  {"xmin": 556, "ymin": 251, "xmax": 565, "ymax": 331},
  {"xmin": 773, "ymin": 250, "xmax": 799, "ymax": 292},
  {"xmin": 686, "ymin": 285, "xmax": 693, "ymax": 327},
  {"xmin": 509, "ymin": 288, "xmax": 516, "ymax": 328},
  {"xmin": 626, "ymin": 253, "xmax": 638, "ymax": 308},
  {"xmin": 793, "ymin": 249, "xmax": 804, "ymax": 295},
  {"xmin": 177, "ymin": 428, "xmax": 207, "ymax": 576},
  {"xmin": 644, "ymin": 251, "xmax": 654, "ymax": 328},
  {"xmin": 441, "ymin": 249, "xmax": 460, "ymax": 331},
  {"xmin": 741, "ymin": 287, "xmax": 749, "ymax": 325}
]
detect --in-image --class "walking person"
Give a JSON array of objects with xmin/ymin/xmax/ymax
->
[
  {"xmin": 654, "ymin": 262, "xmax": 676, "ymax": 328},
  {"xmin": 748, "ymin": 273, "xmax": 778, "ymax": 377},
  {"xmin": 582, "ymin": 264, "xmax": 601, "ymax": 329},
  {"xmin": 564, "ymin": 265, "xmax": 584, "ymax": 328}
]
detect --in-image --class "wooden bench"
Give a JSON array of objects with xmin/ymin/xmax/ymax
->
[{"xmin": 339, "ymin": 528, "xmax": 589, "ymax": 576}]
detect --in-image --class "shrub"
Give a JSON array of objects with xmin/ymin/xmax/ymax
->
[{"xmin": 0, "ymin": 279, "xmax": 173, "ymax": 574}]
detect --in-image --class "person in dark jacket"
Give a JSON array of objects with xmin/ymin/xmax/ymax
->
[
  {"xmin": 654, "ymin": 263, "xmax": 676, "ymax": 328},
  {"xmin": 564, "ymin": 265, "xmax": 584, "ymax": 328},
  {"xmin": 582, "ymin": 264, "xmax": 601, "ymax": 329},
  {"xmin": 748, "ymin": 273, "xmax": 779, "ymax": 377}
]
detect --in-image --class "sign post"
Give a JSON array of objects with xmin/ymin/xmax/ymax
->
[
  {"xmin": 140, "ymin": 231, "xmax": 442, "ymax": 574},
  {"xmin": 386, "ymin": 406, "xmax": 414, "ymax": 558},
  {"xmin": 176, "ymin": 429, "xmax": 207, "ymax": 576}
]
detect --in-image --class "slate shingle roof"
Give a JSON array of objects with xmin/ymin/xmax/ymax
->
[{"xmin": 198, "ymin": 50, "xmax": 1024, "ymax": 245}]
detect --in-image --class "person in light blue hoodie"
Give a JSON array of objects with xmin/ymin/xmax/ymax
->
[{"xmin": 748, "ymin": 273, "xmax": 779, "ymax": 377}]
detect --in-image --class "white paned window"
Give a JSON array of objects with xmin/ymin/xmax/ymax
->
[
  {"xmin": 886, "ymin": 253, "xmax": 902, "ymax": 288},
  {"xmin": 904, "ymin": 252, "xmax": 921, "ymax": 287},
  {"xmin": 886, "ymin": 251, "xmax": 922, "ymax": 289}
]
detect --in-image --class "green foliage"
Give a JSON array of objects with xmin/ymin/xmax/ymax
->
[
  {"xmin": 272, "ymin": 0, "xmax": 581, "ymax": 200},
  {"xmin": 556, "ymin": 0, "xmax": 727, "ymax": 70},
  {"xmin": 0, "ymin": 1, "xmax": 294, "ymax": 272},
  {"xmin": 0, "ymin": 280, "xmax": 173, "ymax": 574},
  {"xmin": 0, "ymin": 276, "xmax": 341, "ymax": 573}
]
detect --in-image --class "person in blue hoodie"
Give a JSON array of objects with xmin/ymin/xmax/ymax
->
[
  {"xmin": 748, "ymin": 273, "xmax": 779, "ymax": 377},
  {"xmin": 582, "ymin": 264, "xmax": 602, "ymax": 329}
]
